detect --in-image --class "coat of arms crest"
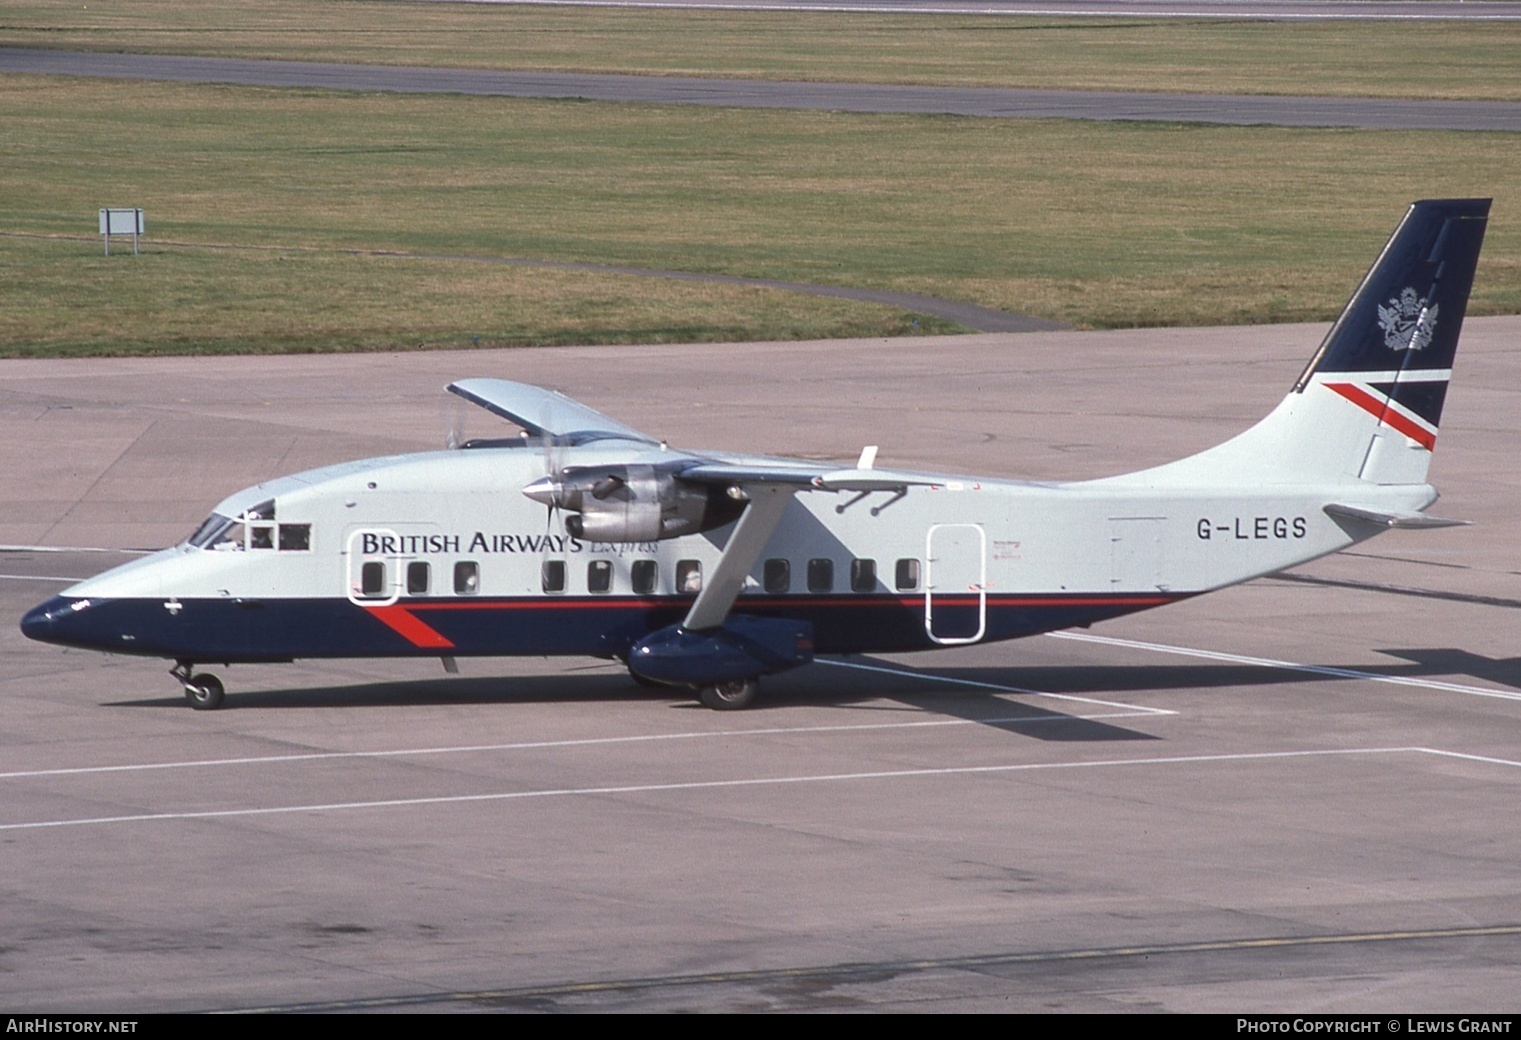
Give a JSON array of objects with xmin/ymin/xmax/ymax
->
[{"xmin": 1377, "ymin": 287, "xmax": 1438, "ymax": 352}]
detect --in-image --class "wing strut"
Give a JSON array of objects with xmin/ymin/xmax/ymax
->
[{"xmin": 682, "ymin": 485, "xmax": 796, "ymax": 632}]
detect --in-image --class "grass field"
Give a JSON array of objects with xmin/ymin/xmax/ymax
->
[
  {"xmin": 3, "ymin": 73, "xmax": 1519, "ymax": 356},
  {"xmin": 3, "ymin": 4, "xmax": 1519, "ymax": 356},
  {"xmin": 4, "ymin": 0, "xmax": 1521, "ymax": 99},
  {"xmin": 0, "ymin": 236, "xmax": 961, "ymax": 357}
]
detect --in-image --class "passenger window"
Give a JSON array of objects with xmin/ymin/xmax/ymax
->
[
  {"xmin": 677, "ymin": 560, "xmax": 702, "ymax": 594},
  {"xmin": 454, "ymin": 561, "xmax": 480, "ymax": 595},
  {"xmin": 278, "ymin": 524, "xmax": 311, "ymax": 551},
  {"xmin": 406, "ymin": 561, "xmax": 430, "ymax": 595},
  {"xmin": 631, "ymin": 559, "xmax": 658, "ymax": 596},
  {"xmin": 895, "ymin": 558, "xmax": 920, "ymax": 592},
  {"xmin": 248, "ymin": 524, "xmax": 274, "ymax": 550},
  {"xmin": 360, "ymin": 561, "xmax": 387, "ymax": 598},
  {"xmin": 807, "ymin": 558, "xmax": 834, "ymax": 593},
  {"xmin": 588, "ymin": 559, "xmax": 612, "ymax": 593},
  {"xmin": 542, "ymin": 560, "xmax": 566, "ymax": 594},
  {"xmin": 763, "ymin": 558, "xmax": 790, "ymax": 594},
  {"xmin": 851, "ymin": 559, "xmax": 877, "ymax": 592}
]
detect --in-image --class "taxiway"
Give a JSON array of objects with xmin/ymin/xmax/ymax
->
[{"xmin": 4, "ymin": 322, "xmax": 1521, "ymax": 1011}]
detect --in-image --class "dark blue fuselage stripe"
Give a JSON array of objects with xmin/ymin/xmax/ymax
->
[{"xmin": 24, "ymin": 593, "xmax": 1184, "ymax": 663}]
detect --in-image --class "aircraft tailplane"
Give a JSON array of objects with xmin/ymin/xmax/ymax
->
[{"xmin": 1101, "ymin": 198, "xmax": 1490, "ymax": 489}]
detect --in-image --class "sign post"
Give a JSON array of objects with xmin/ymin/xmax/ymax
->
[{"xmin": 99, "ymin": 208, "xmax": 144, "ymax": 256}]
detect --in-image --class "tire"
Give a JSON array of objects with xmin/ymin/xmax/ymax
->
[
  {"xmin": 184, "ymin": 673, "xmax": 225, "ymax": 710},
  {"xmin": 698, "ymin": 677, "xmax": 758, "ymax": 711}
]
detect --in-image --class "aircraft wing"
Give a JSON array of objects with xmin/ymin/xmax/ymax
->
[
  {"xmin": 679, "ymin": 461, "xmax": 945, "ymax": 492},
  {"xmin": 448, "ymin": 379, "xmax": 657, "ymax": 445},
  {"xmin": 452, "ymin": 377, "xmax": 945, "ymax": 633},
  {"xmin": 676, "ymin": 460, "xmax": 943, "ymax": 633}
]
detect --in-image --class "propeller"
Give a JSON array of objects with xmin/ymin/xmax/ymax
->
[
  {"xmin": 537, "ymin": 404, "xmax": 565, "ymax": 526},
  {"xmin": 539, "ymin": 406, "xmax": 584, "ymax": 590},
  {"xmin": 442, "ymin": 390, "xmax": 470, "ymax": 450}
]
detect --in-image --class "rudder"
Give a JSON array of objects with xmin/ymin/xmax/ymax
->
[
  {"xmin": 1095, "ymin": 199, "xmax": 1490, "ymax": 490},
  {"xmin": 1297, "ymin": 198, "xmax": 1489, "ymax": 483}
]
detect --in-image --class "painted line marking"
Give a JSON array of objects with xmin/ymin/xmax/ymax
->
[
  {"xmin": 6, "ymin": 746, "xmax": 1517, "ymax": 832},
  {"xmin": 1048, "ymin": 630, "xmax": 1521, "ymax": 703},
  {"xmin": 818, "ymin": 656, "xmax": 1175, "ymax": 715},
  {"xmin": 0, "ymin": 544, "xmax": 148, "ymax": 554},
  {"xmin": 0, "ymin": 573, "xmax": 89, "ymax": 583},
  {"xmin": 0, "ymin": 711, "xmax": 1155, "ymax": 781},
  {"xmin": 3, "ymin": 659, "xmax": 1167, "ymax": 781}
]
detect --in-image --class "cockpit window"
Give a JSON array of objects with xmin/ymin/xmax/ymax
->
[
  {"xmin": 188, "ymin": 513, "xmax": 243, "ymax": 551},
  {"xmin": 188, "ymin": 501, "xmax": 309, "ymax": 552},
  {"xmin": 187, "ymin": 514, "xmax": 227, "ymax": 547}
]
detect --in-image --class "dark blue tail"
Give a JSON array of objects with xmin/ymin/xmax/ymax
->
[
  {"xmin": 1116, "ymin": 200, "xmax": 1491, "ymax": 488},
  {"xmin": 1297, "ymin": 198, "xmax": 1489, "ymax": 389}
]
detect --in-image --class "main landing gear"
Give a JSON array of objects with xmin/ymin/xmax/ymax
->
[
  {"xmin": 171, "ymin": 661, "xmax": 225, "ymax": 710},
  {"xmin": 697, "ymin": 677, "xmax": 759, "ymax": 711},
  {"xmin": 625, "ymin": 666, "xmax": 761, "ymax": 710}
]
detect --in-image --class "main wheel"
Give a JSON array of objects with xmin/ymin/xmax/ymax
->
[
  {"xmin": 698, "ymin": 677, "xmax": 759, "ymax": 711},
  {"xmin": 184, "ymin": 673, "xmax": 225, "ymax": 710}
]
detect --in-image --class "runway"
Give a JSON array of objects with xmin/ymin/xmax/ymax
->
[
  {"xmin": 4, "ymin": 321, "xmax": 1521, "ymax": 1011},
  {"xmin": 6, "ymin": 47, "xmax": 1521, "ymax": 131}
]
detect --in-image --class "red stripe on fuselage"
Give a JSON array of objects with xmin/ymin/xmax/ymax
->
[
  {"xmin": 365, "ymin": 605, "xmax": 455, "ymax": 648},
  {"xmin": 400, "ymin": 592, "xmax": 1182, "ymax": 614}
]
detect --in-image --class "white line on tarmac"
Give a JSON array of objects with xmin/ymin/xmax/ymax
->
[
  {"xmin": 7, "ymin": 746, "xmax": 1516, "ymax": 832},
  {"xmin": 0, "ymin": 574, "xmax": 88, "ymax": 583},
  {"xmin": 0, "ymin": 545, "xmax": 149, "ymax": 554},
  {"xmin": 0, "ymin": 710, "xmax": 1157, "ymax": 781},
  {"xmin": 2, "ymin": 659, "xmax": 1167, "ymax": 781},
  {"xmin": 1048, "ymin": 631, "xmax": 1521, "ymax": 703},
  {"xmin": 1414, "ymin": 747, "xmax": 1521, "ymax": 770},
  {"xmin": 818, "ymin": 656, "xmax": 1175, "ymax": 714}
]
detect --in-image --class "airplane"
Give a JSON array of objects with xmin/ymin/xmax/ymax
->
[{"xmin": 21, "ymin": 198, "xmax": 1491, "ymax": 711}]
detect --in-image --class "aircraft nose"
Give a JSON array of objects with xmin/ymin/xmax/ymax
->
[{"xmin": 21, "ymin": 596, "xmax": 80, "ymax": 646}]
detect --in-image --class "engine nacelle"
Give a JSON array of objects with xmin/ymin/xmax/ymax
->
[
  {"xmin": 566, "ymin": 500, "xmax": 665, "ymax": 542},
  {"xmin": 524, "ymin": 464, "xmax": 744, "ymax": 543}
]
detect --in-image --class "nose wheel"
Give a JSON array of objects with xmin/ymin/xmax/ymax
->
[{"xmin": 172, "ymin": 662, "xmax": 226, "ymax": 710}]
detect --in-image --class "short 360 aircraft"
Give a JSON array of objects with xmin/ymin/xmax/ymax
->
[{"xmin": 22, "ymin": 199, "xmax": 1490, "ymax": 710}]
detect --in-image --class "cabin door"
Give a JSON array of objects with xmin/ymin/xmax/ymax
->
[
  {"xmin": 345, "ymin": 528, "xmax": 401, "ymax": 606},
  {"xmin": 925, "ymin": 523, "xmax": 986, "ymax": 645}
]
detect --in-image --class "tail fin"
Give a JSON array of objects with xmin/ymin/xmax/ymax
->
[{"xmin": 1103, "ymin": 199, "xmax": 1489, "ymax": 489}]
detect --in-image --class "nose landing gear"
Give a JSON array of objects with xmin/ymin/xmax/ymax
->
[{"xmin": 171, "ymin": 661, "xmax": 225, "ymax": 710}]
